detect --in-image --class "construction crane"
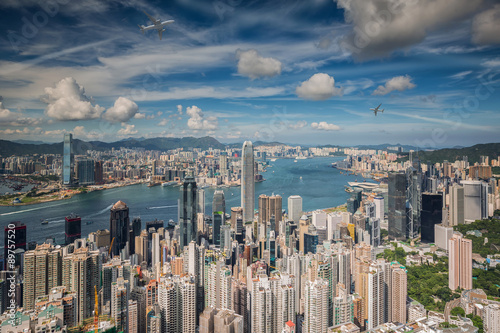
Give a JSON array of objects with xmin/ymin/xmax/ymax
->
[
  {"xmin": 108, "ymin": 237, "xmax": 115, "ymax": 257},
  {"xmin": 94, "ymin": 285, "xmax": 99, "ymax": 333}
]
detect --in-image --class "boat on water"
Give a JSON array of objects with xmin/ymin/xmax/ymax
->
[
  {"xmin": 41, "ymin": 220, "xmax": 49, "ymax": 225},
  {"xmin": 294, "ymin": 160, "xmax": 298, "ymax": 163},
  {"xmin": 270, "ymin": 158, "xmax": 277, "ymax": 162},
  {"xmin": 161, "ymin": 181, "xmax": 177, "ymax": 187},
  {"xmin": 86, "ymin": 221, "xmax": 93, "ymax": 225}
]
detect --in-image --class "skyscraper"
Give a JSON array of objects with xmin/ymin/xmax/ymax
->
[
  {"xmin": 388, "ymin": 173, "xmax": 406, "ymax": 240},
  {"xmin": 65, "ymin": 213, "xmax": 82, "ymax": 245},
  {"xmin": 449, "ymin": 233, "xmax": 472, "ymax": 290},
  {"xmin": 76, "ymin": 159, "xmax": 95, "ymax": 186},
  {"xmin": 303, "ymin": 278, "xmax": 329, "ymax": 333},
  {"xmin": 258, "ymin": 194, "xmax": 282, "ymax": 233},
  {"xmin": 179, "ymin": 176, "xmax": 198, "ymax": 249},
  {"xmin": 484, "ymin": 304, "xmax": 500, "ymax": 333},
  {"xmin": 391, "ymin": 267, "xmax": 407, "ymax": 324},
  {"xmin": 374, "ymin": 196, "xmax": 384, "ymax": 221},
  {"xmin": 158, "ymin": 276, "xmax": 196, "ymax": 333},
  {"xmin": 462, "ymin": 180, "xmax": 489, "ymax": 223},
  {"xmin": 94, "ymin": 160, "xmax": 104, "ymax": 184},
  {"xmin": 449, "ymin": 183, "xmax": 465, "ymax": 226},
  {"xmin": 421, "ymin": 193, "xmax": 443, "ymax": 243},
  {"xmin": 110, "ymin": 200, "xmax": 130, "ymax": 256},
  {"xmin": 288, "ymin": 195, "xmax": 303, "ymax": 223},
  {"xmin": 62, "ymin": 133, "xmax": 74, "ymax": 187},
  {"xmin": 212, "ymin": 190, "xmax": 225, "ymax": 246},
  {"xmin": 4, "ymin": 221, "xmax": 26, "ymax": 270},
  {"xmin": 241, "ymin": 141, "xmax": 255, "ymax": 224},
  {"xmin": 112, "ymin": 278, "xmax": 130, "ymax": 332}
]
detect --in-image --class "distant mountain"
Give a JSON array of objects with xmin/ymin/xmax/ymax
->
[
  {"xmin": 400, "ymin": 143, "xmax": 500, "ymax": 164},
  {"xmin": 0, "ymin": 136, "xmax": 225, "ymax": 156},
  {"xmin": 12, "ymin": 139, "xmax": 50, "ymax": 145}
]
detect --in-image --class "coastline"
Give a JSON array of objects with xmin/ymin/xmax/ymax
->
[{"xmin": 0, "ymin": 179, "xmax": 146, "ymax": 207}]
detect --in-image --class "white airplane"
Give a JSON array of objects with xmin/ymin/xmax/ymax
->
[
  {"xmin": 138, "ymin": 10, "xmax": 174, "ymax": 40},
  {"xmin": 370, "ymin": 103, "xmax": 384, "ymax": 116}
]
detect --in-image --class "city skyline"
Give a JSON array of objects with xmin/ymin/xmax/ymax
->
[{"xmin": 0, "ymin": 0, "xmax": 499, "ymax": 146}]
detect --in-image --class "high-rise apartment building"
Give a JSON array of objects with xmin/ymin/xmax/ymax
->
[
  {"xmin": 449, "ymin": 233, "xmax": 472, "ymax": 290},
  {"xmin": 303, "ymin": 278, "xmax": 329, "ymax": 333},
  {"xmin": 484, "ymin": 304, "xmax": 500, "ymax": 333},
  {"xmin": 158, "ymin": 276, "xmax": 196, "ymax": 333},
  {"xmin": 111, "ymin": 277, "xmax": 130, "ymax": 332},
  {"xmin": 241, "ymin": 141, "xmax": 255, "ymax": 224},
  {"xmin": 391, "ymin": 266, "xmax": 407, "ymax": 324},
  {"xmin": 23, "ymin": 244, "xmax": 62, "ymax": 310},
  {"xmin": 179, "ymin": 176, "xmax": 198, "ymax": 248},
  {"xmin": 258, "ymin": 194, "xmax": 282, "ymax": 232},
  {"xmin": 462, "ymin": 180, "xmax": 489, "ymax": 222}
]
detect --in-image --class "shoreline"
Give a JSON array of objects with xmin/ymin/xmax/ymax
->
[{"xmin": 0, "ymin": 180, "xmax": 146, "ymax": 207}]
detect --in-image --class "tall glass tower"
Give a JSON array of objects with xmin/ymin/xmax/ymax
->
[
  {"xmin": 241, "ymin": 141, "xmax": 254, "ymax": 224},
  {"xmin": 62, "ymin": 133, "xmax": 73, "ymax": 186},
  {"xmin": 179, "ymin": 176, "xmax": 197, "ymax": 248}
]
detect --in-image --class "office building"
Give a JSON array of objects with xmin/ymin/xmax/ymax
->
[
  {"xmin": 449, "ymin": 233, "xmax": 472, "ymax": 290},
  {"xmin": 374, "ymin": 196, "xmax": 384, "ymax": 221},
  {"xmin": 258, "ymin": 194, "xmax": 283, "ymax": 232},
  {"xmin": 94, "ymin": 160, "xmax": 104, "ymax": 184},
  {"xmin": 388, "ymin": 173, "xmax": 407, "ymax": 240},
  {"xmin": 62, "ymin": 133, "xmax": 73, "ymax": 186},
  {"xmin": 241, "ymin": 141, "xmax": 255, "ymax": 223},
  {"xmin": 65, "ymin": 213, "xmax": 81, "ymax": 245},
  {"xmin": 179, "ymin": 176, "xmax": 198, "ymax": 249},
  {"xmin": 421, "ymin": 193, "xmax": 443, "ymax": 243},
  {"xmin": 462, "ymin": 180, "xmax": 489, "ymax": 223},
  {"xmin": 110, "ymin": 200, "xmax": 130, "ymax": 256},
  {"xmin": 212, "ymin": 190, "xmax": 225, "ymax": 246},
  {"xmin": 288, "ymin": 195, "xmax": 303, "ymax": 223},
  {"xmin": 449, "ymin": 183, "xmax": 465, "ymax": 226},
  {"xmin": 76, "ymin": 159, "xmax": 95, "ymax": 186},
  {"xmin": 434, "ymin": 224, "xmax": 454, "ymax": 251},
  {"xmin": 4, "ymin": 221, "xmax": 26, "ymax": 270}
]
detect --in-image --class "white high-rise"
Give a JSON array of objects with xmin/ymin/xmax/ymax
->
[
  {"xmin": 241, "ymin": 141, "xmax": 255, "ymax": 223},
  {"xmin": 303, "ymin": 278, "xmax": 329, "ymax": 333},
  {"xmin": 484, "ymin": 304, "xmax": 500, "ymax": 333},
  {"xmin": 158, "ymin": 276, "xmax": 196, "ymax": 333},
  {"xmin": 374, "ymin": 196, "xmax": 384, "ymax": 221},
  {"xmin": 207, "ymin": 261, "xmax": 232, "ymax": 310},
  {"xmin": 462, "ymin": 180, "xmax": 488, "ymax": 223},
  {"xmin": 449, "ymin": 183, "xmax": 464, "ymax": 226},
  {"xmin": 151, "ymin": 232, "xmax": 160, "ymax": 269},
  {"xmin": 288, "ymin": 195, "xmax": 303, "ymax": 223}
]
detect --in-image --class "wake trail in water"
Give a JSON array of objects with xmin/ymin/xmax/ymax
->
[
  {"xmin": 0, "ymin": 201, "xmax": 71, "ymax": 216},
  {"xmin": 84, "ymin": 204, "xmax": 114, "ymax": 218},
  {"xmin": 147, "ymin": 205, "xmax": 178, "ymax": 210}
]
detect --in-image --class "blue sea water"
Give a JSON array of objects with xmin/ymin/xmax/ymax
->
[{"xmin": 0, "ymin": 157, "xmax": 366, "ymax": 247}]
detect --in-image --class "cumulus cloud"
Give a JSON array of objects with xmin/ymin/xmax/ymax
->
[
  {"xmin": 42, "ymin": 77, "xmax": 104, "ymax": 121},
  {"xmin": 177, "ymin": 105, "xmax": 183, "ymax": 115},
  {"xmin": 134, "ymin": 113, "xmax": 146, "ymax": 119},
  {"xmin": 186, "ymin": 105, "xmax": 218, "ymax": 131},
  {"xmin": 117, "ymin": 124, "xmax": 138, "ymax": 137},
  {"xmin": 372, "ymin": 75, "xmax": 416, "ymax": 95},
  {"xmin": 158, "ymin": 119, "xmax": 168, "ymax": 126},
  {"xmin": 236, "ymin": 49, "xmax": 282, "ymax": 80},
  {"xmin": 335, "ymin": 0, "xmax": 483, "ymax": 59},
  {"xmin": 102, "ymin": 97, "xmax": 139, "ymax": 122},
  {"xmin": 472, "ymin": 5, "xmax": 500, "ymax": 45},
  {"xmin": 296, "ymin": 73, "xmax": 343, "ymax": 100},
  {"xmin": 0, "ymin": 102, "xmax": 14, "ymax": 120},
  {"xmin": 288, "ymin": 120, "xmax": 308, "ymax": 130},
  {"xmin": 311, "ymin": 122, "xmax": 341, "ymax": 131},
  {"xmin": 0, "ymin": 102, "xmax": 41, "ymax": 126}
]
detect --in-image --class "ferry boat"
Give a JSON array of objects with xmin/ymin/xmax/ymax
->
[{"xmin": 41, "ymin": 220, "xmax": 49, "ymax": 225}]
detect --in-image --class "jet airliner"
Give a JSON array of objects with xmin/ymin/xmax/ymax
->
[{"xmin": 139, "ymin": 10, "xmax": 174, "ymax": 40}]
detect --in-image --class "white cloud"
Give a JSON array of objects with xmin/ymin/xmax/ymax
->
[
  {"xmin": 372, "ymin": 75, "xmax": 416, "ymax": 96},
  {"xmin": 296, "ymin": 73, "xmax": 343, "ymax": 101},
  {"xmin": 102, "ymin": 97, "xmax": 139, "ymax": 122},
  {"xmin": 288, "ymin": 120, "xmax": 308, "ymax": 130},
  {"xmin": 482, "ymin": 58, "xmax": 500, "ymax": 68},
  {"xmin": 42, "ymin": 77, "xmax": 104, "ymax": 121},
  {"xmin": 186, "ymin": 105, "xmax": 218, "ymax": 131},
  {"xmin": 236, "ymin": 49, "xmax": 282, "ymax": 79},
  {"xmin": 335, "ymin": 0, "xmax": 483, "ymax": 59},
  {"xmin": 311, "ymin": 122, "xmax": 341, "ymax": 131},
  {"xmin": 472, "ymin": 5, "xmax": 500, "ymax": 45},
  {"xmin": 0, "ymin": 102, "xmax": 13, "ymax": 120},
  {"xmin": 0, "ymin": 102, "xmax": 41, "ymax": 126},
  {"xmin": 134, "ymin": 113, "xmax": 146, "ymax": 119},
  {"xmin": 177, "ymin": 105, "xmax": 183, "ymax": 115},
  {"xmin": 158, "ymin": 119, "xmax": 168, "ymax": 126},
  {"xmin": 117, "ymin": 124, "xmax": 138, "ymax": 137}
]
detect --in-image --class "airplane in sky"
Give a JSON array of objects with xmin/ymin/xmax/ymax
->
[
  {"xmin": 139, "ymin": 10, "xmax": 174, "ymax": 40},
  {"xmin": 370, "ymin": 103, "xmax": 384, "ymax": 116}
]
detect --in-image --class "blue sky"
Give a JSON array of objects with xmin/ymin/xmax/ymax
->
[{"xmin": 0, "ymin": 0, "xmax": 499, "ymax": 147}]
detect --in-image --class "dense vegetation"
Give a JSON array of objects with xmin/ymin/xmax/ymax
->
[
  {"xmin": 399, "ymin": 143, "xmax": 500, "ymax": 164},
  {"xmin": 454, "ymin": 218, "xmax": 500, "ymax": 258}
]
